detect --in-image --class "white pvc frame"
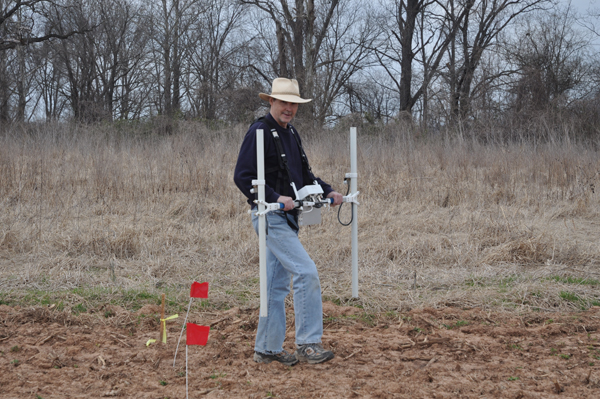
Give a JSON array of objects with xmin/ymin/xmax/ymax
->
[
  {"xmin": 253, "ymin": 129, "xmax": 269, "ymax": 317},
  {"xmin": 349, "ymin": 127, "xmax": 359, "ymax": 298},
  {"xmin": 252, "ymin": 128, "xmax": 359, "ymax": 317}
]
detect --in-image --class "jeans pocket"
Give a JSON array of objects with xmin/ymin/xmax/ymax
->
[{"xmin": 266, "ymin": 211, "xmax": 287, "ymax": 229}]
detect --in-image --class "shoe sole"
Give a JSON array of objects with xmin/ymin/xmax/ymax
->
[
  {"xmin": 295, "ymin": 351, "xmax": 335, "ymax": 364},
  {"xmin": 253, "ymin": 353, "xmax": 298, "ymax": 366}
]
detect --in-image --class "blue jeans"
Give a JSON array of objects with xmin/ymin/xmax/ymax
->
[{"xmin": 252, "ymin": 210, "xmax": 323, "ymax": 354}]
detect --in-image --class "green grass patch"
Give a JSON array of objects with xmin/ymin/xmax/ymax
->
[
  {"xmin": 323, "ymin": 297, "xmax": 342, "ymax": 306},
  {"xmin": 559, "ymin": 291, "xmax": 581, "ymax": 302},
  {"xmin": 225, "ymin": 288, "xmax": 253, "ymax": 304},
  {"xmin": 10, "ymin": 287, "xmax": 111, "ymax": 310},
  {"xmin": 1, "ymin": 285, "xmax": 197, "ymax": 314},
  {"xmin": 558, "ymin": 291, "xmax": 599, "ymax": 310},
  {"xmin": 359, "ymin": 313, "xmax": 377, "ymax": 327},
  {"xmin": 71, "ymin": 287, "xmax": 110, "ymax": 302},
  {"xmin": 72, "ymin": 303, "xmax": 87, "ymax": 315},
  {"xmin": 498, "ymin": 276, "xmax": 518, "ymax": 292},
  {"xmin": 384, "ymin": 310, "xmax": 399, "ymax": 319},
  {"xmin": 21, "ymin": 291, "xmax": 56, "ymax": 306},
  {"xmin": 198, "ymin": 299, "xmax": 212, "ymax": 309},
  {"xmin": 549, "ymin": 276, "xmax": 599, "ymax": 286},
  {"xmin": 465, "ymin": 277, "xmax": 486, "ymax": 287},
  {"xmin": 443, "ymin": 320, "xmax": 469, "ymax": 329},
  {"xmin": 332, "ymin": 312, "xmax": 377, "ymax": 327},
  {"xmin": 121, "ymin": 289, "xmax": 158, "ymax": 309},
  {"xmin": 210, "ymin": 372, "xmax": 227, "ymax": 379}
]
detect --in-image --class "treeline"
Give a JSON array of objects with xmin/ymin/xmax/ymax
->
[{"xmin": 1, "ymin": 0, "xmax": 599, "ymax": 141}]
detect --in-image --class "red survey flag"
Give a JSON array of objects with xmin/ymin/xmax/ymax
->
[
  {"xmin": 186, "ymin": 323, "xmax": 210, "ymax": 346},
  {"xmin": 190, "ymin": 282, "xmax": 209, "ymax": 298}
]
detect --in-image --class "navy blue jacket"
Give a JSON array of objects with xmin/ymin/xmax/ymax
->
[{"xmin": 234, "ymin": 113, "xmax": 333, "ymax": 208}]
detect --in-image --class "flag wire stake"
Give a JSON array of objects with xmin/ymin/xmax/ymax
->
[
  {"xmin": 173, "ymin": 297, "xmax": 193, "ymax": 367},
  {"xmin": 186, "ymin": 344, "xmax": 189, "ymax": 399}
]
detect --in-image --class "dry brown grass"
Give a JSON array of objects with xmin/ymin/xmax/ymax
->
[{"xmin": 1, "ymin": 122, "xmax": 599, "ymax": 313}]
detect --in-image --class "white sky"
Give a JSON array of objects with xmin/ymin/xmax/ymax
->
[
  {"xmin": 569, "ymin": 0, "xmax": 597, "ymax": 13},
  {"xmin": 568, "ymin": 0, "xmax": 600, "ymax": 47}
]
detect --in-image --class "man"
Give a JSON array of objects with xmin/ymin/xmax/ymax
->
[{"xmin": 234, "ymin": 78, "xmax": 343, "ymax": 366}]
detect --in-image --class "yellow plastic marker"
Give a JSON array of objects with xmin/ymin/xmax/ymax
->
[{"xmin": 160, "ymin": 314, "xmax": 179, "ymax": 343}]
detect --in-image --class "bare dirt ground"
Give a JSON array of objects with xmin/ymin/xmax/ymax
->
[{"xmin": 2, "ymin": 302, "xmax": 600, "ymax": 399}]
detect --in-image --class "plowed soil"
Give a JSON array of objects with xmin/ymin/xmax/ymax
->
[{"xmin": 1, "ymin": 303, "xmax": 600, "ymax": 398}]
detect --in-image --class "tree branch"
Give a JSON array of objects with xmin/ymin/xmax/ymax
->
[{"xmin": 0, "ymin": 30, "xmax": 85, "ymax": 51}]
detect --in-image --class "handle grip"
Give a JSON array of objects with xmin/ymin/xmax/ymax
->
[{"xmin": 268, "ymin": 198, "xmax": 333, "ymax": 212}]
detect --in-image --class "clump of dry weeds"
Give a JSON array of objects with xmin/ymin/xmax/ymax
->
[{"xmin": 1, "ymin": 122, "xmax": 599, "ymax": 313}]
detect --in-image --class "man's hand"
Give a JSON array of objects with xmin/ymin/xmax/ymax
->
[
  {"xmin": 327, "ymin": 191, "xmax": 343, "ymax": 207},
  {"xmin": 277, "ymin": 195, "xmax": 295, "ymax": 211}
]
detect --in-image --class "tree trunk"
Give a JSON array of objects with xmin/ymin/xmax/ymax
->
[
  {"xmin": 398, "ymin": 0, "xmax": 420, "ymax": 113},
  {"xmin": 0, "ymin": 56, "xmax": 9, "ymax": 122},
  {"xmin": 276, "ymin": 21, "xmax": 288, "ymax": 77}
]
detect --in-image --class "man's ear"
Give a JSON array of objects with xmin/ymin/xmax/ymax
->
[{"xmin": 269, "ymin": 98, "xmax": 275, "ymax": 106}]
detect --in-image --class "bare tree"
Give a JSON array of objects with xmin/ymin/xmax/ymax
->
[
  {"xmin": 35, "ymin": 0, "xmax": 152, "ymax": 122},
  {"xmin": 340, "ymin": 72, "xmax": 399, "ymax": 124},
  {"xmin": 376, "ymin": 0, "xmax": 433, "ymax": 117},
  {"xmin": 146, "ymin": 0, "xmax": 205, "ymax": 124},
  {"xmin": 505, "ymin": 6, "xmax": 592, "ymax": 114},
  {"xmin": 32, "ymin": 42, "xmax": 67, "ymax": 120},
  {"xmin": 96, "ymin": 0, "xmax": 150, "ymax": 120},
  {"xmin": 240, "ymin": 0, "xmax": 340, "ymax": 114},
  {"xmin": 448, "ymin": 0, "xmax": 549, "ymax": 122},
  {"xmin": 0, "ymin": 1, "xmax": 84, "ymax": 51},
  {"xmin": 241, "ymin": 0, "xmax": 376, "ymax": 125},
  {"xmin": 0, "ymin": 0, "xmax": 85, "ymax": 122},
  {"xmin": 367, "ymin": 0, "xmax": 470, "ymax": 126},
  {"xmin": 49, "ymin": 0, "xmax": 108, "ymax": 122},
  {"xmin": 311, "ymin": 1, "xmax": 377, "ymax": 125},
  {"xmin": 184, "ymin": 0, "xmax": 250, "ymax": 120},
  {"xmin": 0, "ymin": 45, "xmax": 12, "ymax": 121}
]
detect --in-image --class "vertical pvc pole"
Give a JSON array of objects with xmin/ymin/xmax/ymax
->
[
  {"xmin": 185, "ymin": 345, "xmax": 189, "ymax": 399},
  {"xmin": 350, "ymin": 127, "xmax": 359, "ymax": 298},
  {"xmin": 256, "ymin": 129, "xmax": 268, "ymax": 317}
]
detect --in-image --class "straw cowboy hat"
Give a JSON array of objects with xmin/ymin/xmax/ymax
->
[{"xmin": 259, "ymin": 78, "xmax": 312, "ymax": 104}]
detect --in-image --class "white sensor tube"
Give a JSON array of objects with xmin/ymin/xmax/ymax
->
[
  {"xmin": 350, "ymin": 127, "xmax": 359, "ymax": 298},
  {"xmin": 256, "ymin": 129, "xmax": 268, "ymax": 317}
]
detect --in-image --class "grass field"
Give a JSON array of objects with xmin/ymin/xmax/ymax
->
[{"xmin": 1, "ymin": 121, "xmax": 599, "ymax": 315}]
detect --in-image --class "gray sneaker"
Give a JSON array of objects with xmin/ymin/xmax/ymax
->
[
  {"xmin": 253, "ymin": 350, "xmax": 298, "ymax": 366},
  {"xmin": 295, "ymin": 343, "xmax": 334, "ymax": 364}
]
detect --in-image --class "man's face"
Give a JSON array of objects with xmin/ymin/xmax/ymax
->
[{"xmin": 270, "ymin": 98, "xmax": 299, "ymax": 128}]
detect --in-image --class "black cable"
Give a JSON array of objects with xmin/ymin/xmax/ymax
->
[{"xmin": 337, "ymin": 179, "xmax": 353, "ymax": 226}]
